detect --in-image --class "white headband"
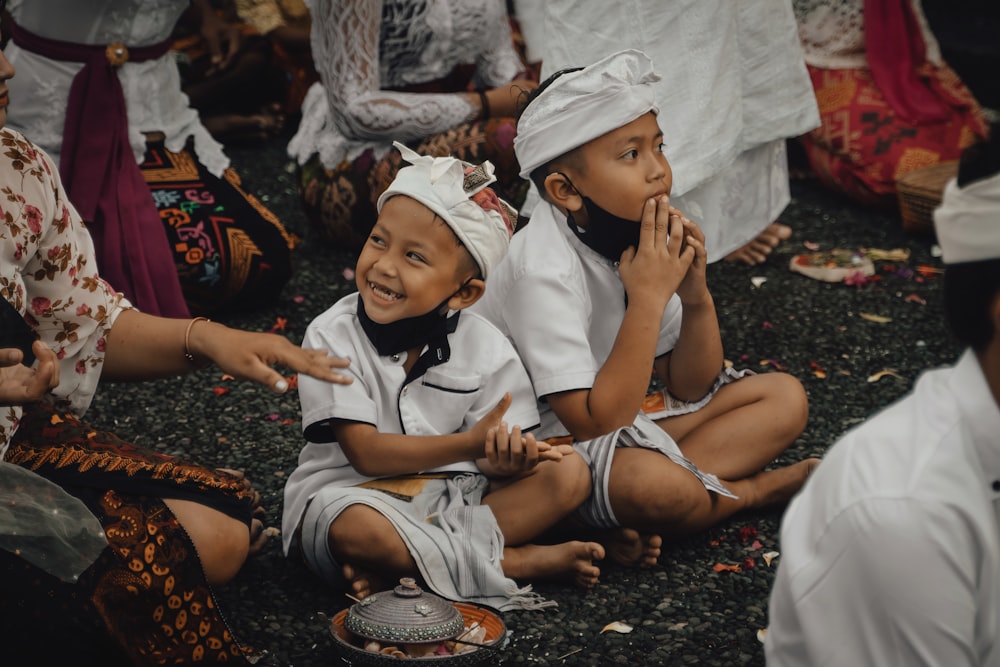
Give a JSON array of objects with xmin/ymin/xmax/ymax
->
[
  {"xmin": 514, "ymin": 49, "xmax": 660, "ymax": 179},
  {"xmin": 933, "ymin": 171, "xmax": 1000, "ymax": 264},
  {"xmin": 378, "ymin": 143, "xmax": 516, "ymax": 278}
]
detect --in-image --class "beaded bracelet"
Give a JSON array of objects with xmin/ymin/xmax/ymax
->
[
  {"xmin": 477, "ymin": 90, "xmax": 491, "ymax": 121},
  {"xmin": 184, "ymin": 317, "xmax": 211, "ymax": 364}
]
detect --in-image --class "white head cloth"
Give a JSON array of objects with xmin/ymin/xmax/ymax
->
[
  {"xmin": 933, "ymin": 171, "xmax": 1000, "ymax": 264},
  {"xmin": 514, "ymin": 49, "xmax": 660, "ymax": 179},
  {"xmin": 378, "ymin": 142, "xmax": 516, "ymax": 278}
]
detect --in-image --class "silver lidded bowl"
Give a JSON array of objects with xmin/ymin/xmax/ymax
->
[{"xmin": 344, "ymin": 578, "xmax": 465, "ymax": 645}]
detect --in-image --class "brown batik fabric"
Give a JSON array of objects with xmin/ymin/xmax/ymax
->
[{"xmin": 3, "ymin": 403, "xmax": 261, "ymax": 665}]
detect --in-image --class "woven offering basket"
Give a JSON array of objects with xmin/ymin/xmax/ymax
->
[
  {"xmin": 331, "ymin": 602, "xmax": 508, "ymax": 666},
  {"xmin": 895, "ymin": 160, "xmax": 958, "ymax": 236}
]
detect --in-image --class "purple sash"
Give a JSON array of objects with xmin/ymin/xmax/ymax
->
[{"xmin": 10, "ymin": 21, "xmax": 190, "ymax": 318}]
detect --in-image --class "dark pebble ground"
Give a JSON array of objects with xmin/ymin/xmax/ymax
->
[{"xmin": 85, "ymin": 133, "xmax": 961, "ymax": 666}]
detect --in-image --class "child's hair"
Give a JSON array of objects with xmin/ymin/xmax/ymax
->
[
  {"xmin": 517, "ymin": 67, "xmax": 585, "ymax": 194},
  {"xmin": 944, "ymin": 127, "xmax": 1000, "ymax": 350}
]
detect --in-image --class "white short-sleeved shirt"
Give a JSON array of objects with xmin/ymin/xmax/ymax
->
[
  {"xmin": 471, "ymin": 201, "xmax": 683, "ymax": 440},
  {"xmin": 765, "ymin": 349, "xmax": 1000, "ymax": 666},
  {"xmin": 282, "ymin": 293, "xmax": 540, "ymax": 552}
]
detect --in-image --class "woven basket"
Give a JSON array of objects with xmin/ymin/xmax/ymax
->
[{"xmin": 895, "ymin": 160, "xmax": 958, "ymax": 236}]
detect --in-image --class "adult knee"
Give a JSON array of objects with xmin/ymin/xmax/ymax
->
[{"xmin": 166, "ymin": 498, "xmax": 250, "ymax": 586}]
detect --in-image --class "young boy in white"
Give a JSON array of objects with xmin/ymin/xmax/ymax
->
[
  {"xmin": 283, "ymin": 143, "xmax": 602, "ymax": 610},
  {"xmin": 472, "ymin": 50, "xmax": 818, "ymax": 561}
]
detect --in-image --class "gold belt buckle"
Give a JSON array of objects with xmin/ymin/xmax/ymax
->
[{"xmin": 105, "ymin": 42, "xmax": 129, "ymax": 67}]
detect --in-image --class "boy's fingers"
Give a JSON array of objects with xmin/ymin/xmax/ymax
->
[
  {"xmin": 638, "ymin": 197, "xmax": 658, "ymax": 250},
  {"xmin": 654, "ymin": 195, "xmax": 672, "ymax": 249}
]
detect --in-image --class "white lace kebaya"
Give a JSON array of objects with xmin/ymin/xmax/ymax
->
[{"xmin": 288, "ymin": 0, "xmax": 523, "ymax": 169}]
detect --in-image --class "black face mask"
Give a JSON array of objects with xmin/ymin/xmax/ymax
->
[
  {"xmin": 356, "ymin": 295, "xmax": 457, "ymax": 357},
  {"xmin": 557, "ymin": 172, "xmax": 641, "ymax": 263}
]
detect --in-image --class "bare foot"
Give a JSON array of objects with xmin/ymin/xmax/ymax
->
[
  {"xmin": 217, "ymin": 467, "xmax": 269, "ymax": 555},
  {"xmin": 606, "ymin": 528, "xmax": 662, "ymax": 567},
  {"xmin": 742, "ymin": 458, "xmax": 821, "ymax": 508},
  {"xmin": 724, "ymin": 223, "xmax": 792, "ymax": 265},
  {"xmin": 342, "ymin": 563, "xmax": 389, "ymax": 600},
  {"xmin": 202, "ymin": 108, "xmax": 285, "ymax": 146},
  {"xmin": 502, "ymin": 541, "xmax": 605, "ymax": 589}
]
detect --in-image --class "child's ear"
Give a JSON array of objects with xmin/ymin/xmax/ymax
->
[
  {"xmin": 543, "ymin": 172, "xmax": 583, "ymax": 212},
  {"xmin": 447, "ymin": 278, "xmax": 486, "ymax": 311}
]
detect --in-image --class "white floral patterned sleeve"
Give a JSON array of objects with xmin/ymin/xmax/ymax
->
[{"xmin": 0, "ymin": 129, "xmax": 133, "ymax": 457}]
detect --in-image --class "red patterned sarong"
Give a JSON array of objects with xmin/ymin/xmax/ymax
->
[{"xmin": 799, "ymin": 63, "xmax": 989, "ymax": 209}]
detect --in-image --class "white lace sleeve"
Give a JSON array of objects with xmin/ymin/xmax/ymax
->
[
  {"xmin": 313, "ymin": 0, "xmax": 477, "ymax": 143},
  {"xmin": 471, "ymin": 10, "xmax": 523, "ymax": 89}
]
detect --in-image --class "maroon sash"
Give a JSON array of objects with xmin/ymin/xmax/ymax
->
[{"xmin": 10, "ymin": 21, "xmax": 190, "ymax": 318}]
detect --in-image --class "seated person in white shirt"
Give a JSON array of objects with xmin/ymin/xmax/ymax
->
[
  {"xmin": 765, "ymin": 128, "xmax": 1000, "ymax": 666},
  {"xmin": 472, "ymin": 50, "xmax": 819, "ymax": 567},
  {"xmin": 282, "ymin": 143, "xmax": 603, "ymax": 608}
]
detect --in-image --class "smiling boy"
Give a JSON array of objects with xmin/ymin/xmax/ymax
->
[{"xmin": 282, "ymin": 144, "xmax": 602, "ymax": 610}]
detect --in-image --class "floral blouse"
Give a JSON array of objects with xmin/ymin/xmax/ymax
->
[{"xmin": 0, "ymin": 129, "xmax": 132, "ymax": 458}]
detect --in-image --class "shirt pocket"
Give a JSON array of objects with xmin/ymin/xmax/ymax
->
[{"xmin": 401, "ymin": 369, "xmax": 484, "ymax": 436}]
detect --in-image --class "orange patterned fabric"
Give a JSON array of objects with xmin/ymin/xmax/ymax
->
[{"xmin": 799, "ymin": 63, "xmax": 989, "ymax": 208}]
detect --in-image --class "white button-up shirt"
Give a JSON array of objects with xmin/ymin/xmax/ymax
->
[
  {"xmin": 282, "ymin": 293, "xmax": 540, "ymax": 552},
  {"xmin": 766, "ymin": 349, "xmax": 1000, "ymax": 666},
  {"xmin": 471, "ymin": 200, "xmax": 683, "ymax": 439}
]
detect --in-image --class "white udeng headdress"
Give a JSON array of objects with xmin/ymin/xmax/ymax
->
[
  {"xmin": 378, "ymin": 142, "xmax": 516, "ymax": 278},
  {"xmin": 514, "ymin": 49, "xmax": 660, "ymax": 179},
  {"xmin": 933, "ymin": 171, "xmax": 1000, "ymax": 264}
]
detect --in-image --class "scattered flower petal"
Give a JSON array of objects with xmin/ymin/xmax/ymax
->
[
  {"xmin": 867, "ymin": 369, "xmax": 903, "ymax": 383},
  {"xmin": 269, "ymin": 317, "xmax": 288, "ymax": 333},
  {"xmin": 843, "ymin": 271, "xmax": 872, "ymax": 287},
  {"xmin": 750, "ymin": 540, "xmax": 764, "ymax": 551},
  {"xmin": 803, "ymin": 241, "xmax": 820, "ymax": 251},
  {"xmin": 859, "ymin": 312, "xmax": 892, "ymax": 323},
  {"xmin": 293, "ymin": 295, "xmax": 306, "ymax": 304},
  {"xmin": 741, "ymin": 557, "xmax": 756, "ymax": 570},
  {"xmin": 861, "ymin": 247, "xmax": 910, "ymax": 262},
  {"xmin": 757, "ymin": 629, "xmax": 768, "ymax": 644},
  {"xmin": 739, "ymin": 526, "xmax": 758, "ymax": 542},
  {"xmin": 262, "ymin": 526, "xmax": 281, "ymax": 538},
  {"xmin": 751, "ymin": 276, "xmax": 767, "ymax": 288},
  {"xmin": 763, "ymin": 551, "xmax": 780, "ymax": 567},
  {"xmin": 713, "ymin": 562, "xmax": 741, "ymax": 573},
  {"xmin": 916, "ymin": 265, "xmax": 944, "ymax": 276},
  {"xmin": 601, "ymin": 621, "xmax": 633, "ymax": 634},
  {"xmin": 930, "ymin": 245, "xmax": 942, "ymax": 257},
  {"xmin": 265, "ymin": 413, "xmax": 281, "ymax": 421},
  {"xmin": 762, "ymin": 321, "xmax": 773, "ymax": 330},
  {"xmin": 760, "ymin": 358, "xmax": 788, "ymax": 371},
  {"xmin": 810, "ymin": 362, "xmax": 827, "ymax": 379},
  {"xmin": 904, "ymin": 293, "xmax": 927, "ymax": 305},
  {"xmin": 212, "ymin": 386, "xmax": 230, "ymax": 396},
  {"xmin": 221, "ymin": 373, "xmax": 235, "ymax": 381},
  {"xmin": 342, "ymin": 267, "xmax": 356, "ymax": 280}
]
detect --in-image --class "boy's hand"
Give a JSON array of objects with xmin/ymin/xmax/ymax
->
[
  {"xmin": 484, "ymin": 425, "xmax": 574, "ymax": 477},
  {"xmin": 674, "ymin": 213, "xmax": 711, "ymax": 305},
  {"xmin": 618, "ymin": 195, "xmax": 694, "ymax": 311}
]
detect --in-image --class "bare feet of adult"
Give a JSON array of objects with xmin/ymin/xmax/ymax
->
[
  {"xmin": 502, "ymin": 541, "xmax": 605, "ymax": 589},
  {"xmin": 342, "ymin": 563, "xmax": 389, "ymax": 601},
  {"xmin": 217, "ymin": 467, "xmax": 268, "ymax": 555},
  {"xmin": 202, "ymin": 105, "xmax": 285, "ymax": 146},
  {"xmin": 606, "ymin": 528, "xmax": 662, "ymax": 567},
  {"xmin": 724, "ymin": 223, "xmax": 793, "ymax": 265}
]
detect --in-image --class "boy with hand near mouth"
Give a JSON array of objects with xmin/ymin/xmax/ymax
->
[
  {"xmin": 472, "ymin": 50, "xmax": 818, "ymax": 563},
  {"xmin": 282, "ymin": 143, "xmax": 602, "ymax": 611}
]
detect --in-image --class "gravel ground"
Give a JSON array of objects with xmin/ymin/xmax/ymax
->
[{"xmin": 84, "ymin": 134, "xmax": 961, "ymax": 666}]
